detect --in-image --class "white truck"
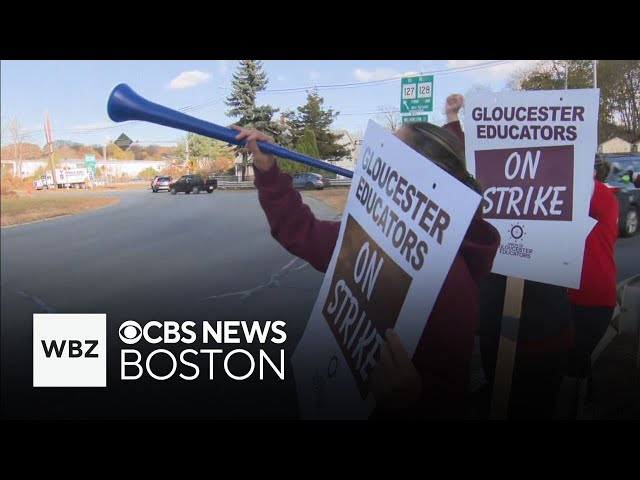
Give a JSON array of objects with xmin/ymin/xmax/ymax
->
[{"xmin": 35, "ymin": 168, "xmax": 91, "ymax": 189}]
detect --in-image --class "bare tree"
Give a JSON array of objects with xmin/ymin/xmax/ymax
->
[
  {"xmin": 8, "ymin": 117, "xmax": 24, "ymax": 178},
  {"xmin": 377, "ymin": 106, "xmax": 401, "ymax": 132}
]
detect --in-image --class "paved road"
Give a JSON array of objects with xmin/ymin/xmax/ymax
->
[
  {"xmin": 615, "ymin": 234, "xmax": 639, "ymax": 283},
  {"xmin": 1, "ymin": 188, "xmax": 333, "ymax": 418},
  {"xmin": 2, "ymin": 188, "xmax": 638, "ymax": 418}
]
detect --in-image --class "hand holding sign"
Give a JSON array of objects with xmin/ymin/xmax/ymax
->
[{"xmin": 370, "ymin": 329, "xmax": 422, "ymax": 412}]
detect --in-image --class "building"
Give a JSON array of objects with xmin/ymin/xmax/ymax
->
[
  {"xmin": 233, "ymin": 154, "xmax": 255, "ymax": 180},
  {"xmin": 598, "ymin": 137, "xmax": 632, "ymax": 154},
  {"xmin": 332, "ymin": 130, "xmax": 362, "ymax": 178},
  {"xmin": 1, "ymin": 158, "xmax": 171, "ymax": 179}
]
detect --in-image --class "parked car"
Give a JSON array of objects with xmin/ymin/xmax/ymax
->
[
  {"xmin": 169, "ymin": 174, "xmax": 218, "ymax": 194},
  {"xmin": 603, "ymin": 153, "xmax": 640, "ymax": 237},
  {"xmin": 292, "ymin": 172, "xmax": 330, "ymax": 190},
  {"xmin": 152, "ymin": 176, "xmax": 173, "ymax": 192}
]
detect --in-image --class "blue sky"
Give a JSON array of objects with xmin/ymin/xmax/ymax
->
[{"xmin": 0, "ymin": 60, "xmax": 538, "ymax": 148}]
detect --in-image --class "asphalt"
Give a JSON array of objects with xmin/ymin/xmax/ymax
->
[
  {"xmin": 2, "ymin": 187, "xmax": 638, "ymax": 419},
  {"xmin": 1, "ymin": 188, "xmax": 334, "ymax": 418}
]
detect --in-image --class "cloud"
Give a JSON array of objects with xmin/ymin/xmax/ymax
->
[
  {"xmin": 446, "ymin": 60, "xmax": 540, "ymax": 81},
  {"xmin": 309, "ymin": 70, "xmax": 321, "ymax": 81},
  {"xmin": 218, "ymin": 60, "xmax": 228, "ymax": 76},
  {"xmin": 276, "ymin": 74, "xmax": 287, "ymax": 82},
  {"xmin": 353, "ymin": 68, "xmax": 419, "ymax": 81},
  {"xmin": 168, "ymin": 70, "xmax": 212, "ymax": 89}
]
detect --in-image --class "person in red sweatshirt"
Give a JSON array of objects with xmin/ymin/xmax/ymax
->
[
  {"xmin": 231, "ymin": 96, "xmax": 500, "ymax": 419},
  {"xmin": 566, "ymin": 157, "xmax": 619, "ymax": 389}
]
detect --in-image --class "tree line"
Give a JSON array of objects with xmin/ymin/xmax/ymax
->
[{"xmin": 509, "ymin": 60, "xmax": 639, "ymax": 144}]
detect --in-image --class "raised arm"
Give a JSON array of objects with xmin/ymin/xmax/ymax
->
[
  {"xmin": 233, "ymin": 125, "xmax": 340, "ymax": 273},
  {"xmin": 444, "ymin": 93, "xmax": 465, "ymax": 144}
]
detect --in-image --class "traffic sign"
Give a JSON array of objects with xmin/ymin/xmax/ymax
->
[
  {"xmin": 115, "ymin": 133, "xmax": 133, "ymax": 151},
  {"xmin": 402, "ymin": 114, "xmax": 429, "ymax": 124},
  {"xmin": 84, "ymin": 153, "xmax": 97, "ymax": 172},
  {"xmin": 401, "ymin": 75, "xmax": 434, "ymax": 113}
]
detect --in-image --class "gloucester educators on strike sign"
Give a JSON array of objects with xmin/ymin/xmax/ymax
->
[
  {"xmin": 472, "ymin": 105, "xmax": 586, "ymax": 141},
  {"xmin": 354, "ymin": 145, "xmax": 452, "ymax": 272}
]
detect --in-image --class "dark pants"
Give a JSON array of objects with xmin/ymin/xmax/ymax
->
[
  {"xmin": 567, "ymin": 305, "xmax": 614, "ymax": 379},
  {"xmin": 477, "ymin": 273, "xmax": 572, "ymax": 419}
]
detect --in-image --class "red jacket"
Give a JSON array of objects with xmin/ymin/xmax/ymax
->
[
  {"xmin": 568, "ymin": 180, "xmax": 618, "ymax": 307},
  {"xmin": 254, "ymin": 123, "xmax": 500, "ymax": 418}
]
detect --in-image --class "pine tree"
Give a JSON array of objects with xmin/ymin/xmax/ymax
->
[
  {"xmin": 224, "ymin": 60, "xmax": 285, "ymax": 180},
  {"xmin": 278, "ymin": 127, "xmax": 326, "ymax": 175},
  {"xmin": 283, "ymin": 88, "xmax": 350, "ymax": 162}
]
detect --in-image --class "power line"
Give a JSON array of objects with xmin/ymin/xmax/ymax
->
[
  {"xmin": 256, "ymin": 60, "xmax": 515, "ymax": 94},
  {"xmin": 2, "ymin": 61, "xmax": 514, "ymax": 142}
]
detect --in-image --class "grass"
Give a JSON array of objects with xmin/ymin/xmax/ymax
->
[
  {"xmin": 303, "ymin": 187, "xmax": 350, "ymax": 213},
  {"xmin": 1, "ymin": 195, "xmax": 119, "ymax": 226}
]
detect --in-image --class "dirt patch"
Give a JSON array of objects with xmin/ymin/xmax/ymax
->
[
  {"xmin": 303, "ymin": 187, "xmax": 350, "ymax": 213},
  {"xmin": 1, "ymin": 195, "xmax": 119, "ymax": 226}
]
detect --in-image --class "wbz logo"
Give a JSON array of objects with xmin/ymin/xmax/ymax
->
[
  {"xmin": 41, "ymin": 339, "xmax": 99, "ymax": 358},
  {"xmin": 33, "ymin": 314, "xmax": 106, "ymax": 387}
]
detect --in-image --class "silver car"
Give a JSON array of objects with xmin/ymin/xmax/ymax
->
[
  {"xmin": 292, "ymin": 172, "xmax": 329, "ymax": 190},
  {"xmin": 152, "ymin": 176, "xmax": 173, "ymax": 192}
]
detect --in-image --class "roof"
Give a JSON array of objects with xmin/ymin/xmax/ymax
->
[{"xmin": 600, "ymin": 136, "xmax": 631, "ymax": 146}]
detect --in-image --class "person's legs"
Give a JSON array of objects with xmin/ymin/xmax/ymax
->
[
  {"xmin": 567, "ymin": 305, "xmax": 614, "ymax": 379},
  {"xmin": 509, "ymin": 349, "xmax": 569, "ymax": 419},
  {"xmin": 559, "ymin": 304, "xmax": 614, "ymax": 418},
  {"xmin": 476, "ymin": 273, "xmax": 506, "ymax": 386}
]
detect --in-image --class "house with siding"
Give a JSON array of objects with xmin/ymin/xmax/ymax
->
[{"xmin": 598, "ymin": 136, "xmax": 632, "ymax": 153}]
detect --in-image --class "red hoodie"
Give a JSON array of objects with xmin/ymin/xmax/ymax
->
[
  {"xmin": 253, "ymin": 122, "xmax": 500, "ymax": 418},
  {"xmin": 568, "ymin": 180, "xmax": 619, "ymax": 307}
]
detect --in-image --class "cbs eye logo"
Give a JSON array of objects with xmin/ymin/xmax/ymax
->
[{"xmin": 119, "ymin": 320, "xmax": 142, "ymax": 344}]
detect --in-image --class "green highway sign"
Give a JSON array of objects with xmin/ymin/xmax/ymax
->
[
  {"xmin": 400, "ymin": 74, "xmax": 434, "ymax": 113},
  {"xmin": 84, "ymin": 153, "xmax": 97, "ymax": 172},
  {"xmin": 402, "ymin": 114, "xmax": 429, "ymax": 124}
]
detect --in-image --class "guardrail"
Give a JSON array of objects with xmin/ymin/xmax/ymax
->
[
  {"xmin": 329, "ymin": 179, "xmax": 352, "ymax": 187},
  {"xmin": 217, "ymin": 181, "xmax": 255, "ymax": 189},
  {"xmin": 217, "ymin": 178, "xmax": 352, "ymax": 190}
]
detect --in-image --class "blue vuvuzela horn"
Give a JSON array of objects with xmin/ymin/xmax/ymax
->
[{"xmin": 107, "ymin": 83, "xmax": 355, "ymax": 178}]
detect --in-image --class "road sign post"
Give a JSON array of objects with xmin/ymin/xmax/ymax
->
[
  {"xmin": 84, "ymin": 153, "xmax": 97, "ymax": 173},
  {"xmin": 401, "ymin": 74, "xmax": 434, "ymax": 114}
]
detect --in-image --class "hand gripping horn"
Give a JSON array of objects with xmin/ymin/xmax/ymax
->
[{"xmin": 107, "ymin": 83, "xmax": 354, "ymax": 178}]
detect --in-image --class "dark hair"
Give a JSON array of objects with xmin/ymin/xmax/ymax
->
[
  {"xmin": 594, "ymin": 154, "xmax": 611, "ymax": 183},
  {"xmin": 400, "ymin": 121, "xmax": 484, "ymax": 216}
]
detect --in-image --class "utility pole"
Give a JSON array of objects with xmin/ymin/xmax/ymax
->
[
  {"xmin": 593, "ymin": 60, "xmax": 598, "ymax": 88},
  {"xmin": 186, "ymin": 134, "xmax": 190, "ymax": 173},
  {"xmin": 565, "ymin": 62, "xmax": 569, "ymax": 89},
  {"xmin": 104, "ymin": 136, "xmax": 112, "ymax": 184},
  {"xmin": 44, "ymin": 111, "xmax": 56, "ymax": 188}
]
